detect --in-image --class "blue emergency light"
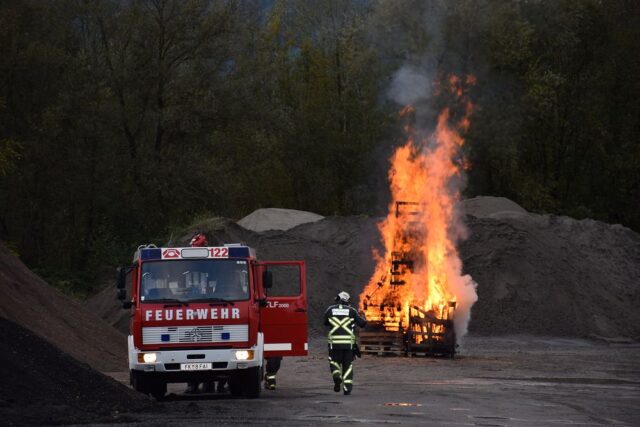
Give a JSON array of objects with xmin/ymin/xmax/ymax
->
[
  {"xmin": 228, "ymin": 246, "xmax": 251, "ymax": 258},
  {"xmin": 140, "ymin": 248, "xmax": 162, "ymax": 260}
]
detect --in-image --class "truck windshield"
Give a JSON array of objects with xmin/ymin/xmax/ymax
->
[{"xmin": 140, "ymin": 259, "xmax": 249, "ymax": 302}]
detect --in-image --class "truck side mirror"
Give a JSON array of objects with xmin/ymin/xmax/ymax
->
[
  {"xmin": 117, "ymin": 289, "xmax": 132, "ymax": 309},
  {"xmin": 263, "ymin": 270, "xmax": 273, "ymax": 289},
  {"xmin": 116, "ymin": 267, "xmax": 127, "ymax": 289},
  {"xmin": 116, "ymin": 267, "xmax": 133, "ymax": 309}
]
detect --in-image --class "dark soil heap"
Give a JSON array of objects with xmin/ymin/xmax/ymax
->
[
  {"xmin": 0, "ymin": 318, "xmax": 154, "ymax": 426},
  {"xmin": 0, "ymin": 242, "xmax": 127, "ymax": 372},
  {"xmin": 461, "ymin": 211, "xmax": 640, "ymax": 339}
]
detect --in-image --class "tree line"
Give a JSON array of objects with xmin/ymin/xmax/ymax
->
[{"xmin": 0, "ymin": 0, "xmax": 638, "ymax": 295}]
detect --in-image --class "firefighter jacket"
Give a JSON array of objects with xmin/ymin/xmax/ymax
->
[{"xmin": 323, "ymin": 303, "xmax": 367, "ymax": 349}]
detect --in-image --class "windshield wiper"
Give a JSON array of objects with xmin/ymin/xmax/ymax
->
[
  {"xmin": 207, "ymin": 298, "xmax": 235, "ymax": 306},
  {"xmin": 143, "ymin": 298, "xmax": 189, "ymax": 306}
]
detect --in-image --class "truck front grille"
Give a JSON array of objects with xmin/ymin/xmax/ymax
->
[{"xmin": 142, "ymin": 324, "xmax": 248, "ymax": 345}]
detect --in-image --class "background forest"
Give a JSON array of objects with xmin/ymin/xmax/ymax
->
[{"xmin": 0, "ymin": 0, "xmax": 638, "ymax": 296}]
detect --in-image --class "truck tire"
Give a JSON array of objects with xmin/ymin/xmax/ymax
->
[
  {"xmin": 228, "ymin": 367, "xmax": 262, "ymax": 398},
  {"xmin": 131, "ymin": 370, "xmax": 166, "ymax": 400},
  {"xmin": 149, "ymin": 382, "xmax": 167, "ymax": 400},
  {"xmin": 131, "ymin": 370, "xmax": 150, "ymax": 394},
  {"xmin": 242, "ymin": 366, "xmax": 261, "ymax": 399},
  {"xmin": 228, "ymin": 373, "xmax": 243, "ymax": 397}
]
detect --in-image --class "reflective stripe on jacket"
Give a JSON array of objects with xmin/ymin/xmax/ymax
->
[{"xmin": 323, "ymin": 303, "xmax": 367, "ymax": 349}]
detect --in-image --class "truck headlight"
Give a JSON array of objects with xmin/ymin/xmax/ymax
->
[
  {"xmin": 137, "ymin": 353, "xmax": 157, "ymax": 363},
  {"xmin": 235, "ymin": 350, "xmax": 253, "ymax": 361}
]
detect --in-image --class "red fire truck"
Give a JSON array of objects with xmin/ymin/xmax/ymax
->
[{"xmin": 116, "ymin": 243, "xmax": 307, "ymax": 399}]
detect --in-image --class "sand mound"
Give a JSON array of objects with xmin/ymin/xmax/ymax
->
[
  {"xmin": 0, "ymin": 318, "xmax": 153, "ymax": 425},
  {"xmin": 0, "ymin": 242, "xmax": 127, "ymax": 371},
  {"xmin": 460, "ymin": 196, "xmax": 527, "ymax": 218},
  {"xmin": 87, "ymin": 197, "xmax": 640, "ymax": 340},
  {"xmin": 237, "ymin": 208, "xmax": 324, "ymax": 232}
]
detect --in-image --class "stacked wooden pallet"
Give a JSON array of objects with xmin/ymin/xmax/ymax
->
[{"xmin": 359, "ymin": 331, "xmax": 404, "ymax": 356}]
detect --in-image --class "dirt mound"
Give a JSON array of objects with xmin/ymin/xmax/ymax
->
[
  {"xmin": 237, "ymin": 208, "xmax": 324, "ymax": 232},
  {"xmin": 0, "ymin": 242, "xmax": 127, "ymax": 371},
  {"xmin": 87, "ymin": 197, "xmax": 640, "ymax": 340},
  {"xmin": 85, "ymin": 282, "xmax": 131, "ymax": 334},
  {"xmin": 0, "ymin": 317, "xmax": 154, "ymax": 425},
  {"xmin": 460, "ymin": 196, "xmax": 527, "ymax": 218},
  {"xmin": 461, "ymin": 212, "xmax": 640, "ymax": 339}
]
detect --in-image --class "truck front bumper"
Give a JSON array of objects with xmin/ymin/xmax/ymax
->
[{"xmin": 128, "ymin": 334, "xmax": 263, "ymax": 373}]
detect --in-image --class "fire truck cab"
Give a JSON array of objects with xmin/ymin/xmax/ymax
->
[{"xmin": 116, "ymin": 243, "xmax": 307, "ymax": 399}]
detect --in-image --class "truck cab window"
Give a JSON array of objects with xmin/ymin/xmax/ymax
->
[
  {"xmin": 265, "ymin": 264, "xmax": 301, "ymax": 297},
  {"xmin": 140, "ymin": 260, "xmax": 249, "ymax": 302}
]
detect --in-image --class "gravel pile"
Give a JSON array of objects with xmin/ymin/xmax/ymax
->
[
  {"xmin": 461, "ymin": 212, "xmax": 640, "ymax": 339},
  {"xmin": 0, "ymin": 242, "xmax": 127, "ymax": 371},
  {"xmin": 0, "ymin": 318, "xmax": 154, "ymax": 425}
]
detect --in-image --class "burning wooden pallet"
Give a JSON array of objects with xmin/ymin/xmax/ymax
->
[
  {"xmin": 359, "ymin": 304, "xmax": 457, "ymax": 358},
  {"xmin": 359, "ymin": 198, "xmax": 459, "ymax": 359},
  {"xmin": 407, "ymin": 305, "xmax": 456, "ymax": 358}
]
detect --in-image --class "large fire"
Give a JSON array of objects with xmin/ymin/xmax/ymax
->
[{"xmin": 360, "ymin": 74, "xmax": 477, "ymax": 341}]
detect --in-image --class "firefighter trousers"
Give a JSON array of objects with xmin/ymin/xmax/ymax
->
[
  {"xmin": 264, "ymin": 357, "xmax": 282, "ymax": 390},
  {"xmin": 328, "ymin": 348, "xmax": 355, "ymax": 392}
]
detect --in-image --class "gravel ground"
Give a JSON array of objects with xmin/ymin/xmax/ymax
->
[{"xmin": 101, "ymin": 335, "xmax": 640, "ymax": 426}]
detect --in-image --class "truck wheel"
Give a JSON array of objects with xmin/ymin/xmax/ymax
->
[
  {"xmin": 131, "ymin": 370, "xmax": 149, "ymax": 394},
  {"xmin": 150, "ymin": 382, "xmax": 167, "ymax": 400},
  {"xmin": 228, "ymin": 374, "xmax": 243, "ymax": 397},
  {"xmin": 242, "ymin": 367, "xmax": 261, "ymax": 399}
]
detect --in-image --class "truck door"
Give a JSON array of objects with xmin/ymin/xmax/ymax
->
[{"xmin": 256, "ymin": 261, "xmax": 307, "ymax": 357}]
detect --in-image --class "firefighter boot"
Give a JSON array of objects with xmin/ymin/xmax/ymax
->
[
  {"xmin": 342, "ymin": 364, "xmax": 353, "ymax": 395},
  {"xmin": 343, "ymin": 384, "xmax": 352, "ymax": 395},
  {"xmin": 264, "ymin": 374, "xmax": 276, "ymax": 390},
  {"xmin": 329, "ymin": 358, "xmax": 342, "ymax": 392}
]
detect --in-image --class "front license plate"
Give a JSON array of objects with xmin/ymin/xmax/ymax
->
[{"xmin": 180, "ymin": 363, "xmax": 212, "ymax": 371}]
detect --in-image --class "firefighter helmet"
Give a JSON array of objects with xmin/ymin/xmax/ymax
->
[
  {"xmin": 336, "ymin": 291, "xmax": 350, "ymax": 303},
  {"xmin": 190, "ymin": 233, "xmax": 208, "ymax": 247}
]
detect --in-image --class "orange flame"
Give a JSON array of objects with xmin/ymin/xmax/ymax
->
[{"xmin": 360, "ymin": 74, "xmax": 476, "ymax": 335}]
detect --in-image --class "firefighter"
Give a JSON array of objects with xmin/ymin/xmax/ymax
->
[
  {"xmin": 263, "ymin": 357, "xmax": 282, "ymax": 390},
  {"xmin": 323, "ymin": 291, "xmax": 367, "ymax": 395}
]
